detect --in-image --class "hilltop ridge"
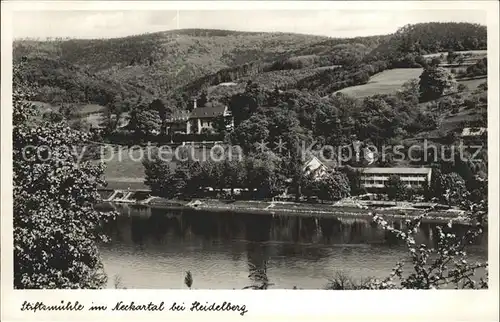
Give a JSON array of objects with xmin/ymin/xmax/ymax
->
[{"xmin": 14, "ymin": 22, "xmax": 487, "ymax": 109}]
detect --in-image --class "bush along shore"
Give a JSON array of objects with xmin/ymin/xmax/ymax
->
[{"xmin": 96, "ymin": 196, "xmax": 472, "ymax": 225}]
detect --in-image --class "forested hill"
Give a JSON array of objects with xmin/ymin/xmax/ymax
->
[
  {"xmin": 368, "ymin": 22, "xmax": 487, "ymax": 60},
  {"xmin": 13, "ymin": 29, "xmax": 328, "ymax": 104},
  {"xmin": 14, "ymin": 22, "xmax": 487, "ymax": 108},
  {"xmin": 180, "ymin": 23, "xmax": 487, "ymax": 98}
]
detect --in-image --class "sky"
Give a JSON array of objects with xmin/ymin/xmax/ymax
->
[{"xmin": 12, "ymin": 9, "xmax": 487, "ymax": 40}]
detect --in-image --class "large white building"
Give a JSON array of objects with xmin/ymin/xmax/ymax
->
[
  {"xmin": 357, "ymin": 167, "xmax": 433, "ymax": 189},
  {"xmin": 165, "ymin": 100, "xmax": 233, "ymax": 135}
]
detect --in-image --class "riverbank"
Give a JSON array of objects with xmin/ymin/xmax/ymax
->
[{"xmin": 96, "ymin": 196, "xmax": 472, "ymax": 225}]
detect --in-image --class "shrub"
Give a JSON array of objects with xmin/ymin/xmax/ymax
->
[
  {"xmin": 13, "ymin": 63, "xmax": 115, "ymax": 289},
  {"xmin": 371, "ymin": 210, "xmax": 487, "ymax": 289},
  {"xmin": 325, "ymin": 272, "xmax": 374, "ymax": 290}
]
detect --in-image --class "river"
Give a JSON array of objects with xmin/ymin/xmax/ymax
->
[{"xmin": 98, "ymin": 203, "xmax": 488, "ymax": 289}]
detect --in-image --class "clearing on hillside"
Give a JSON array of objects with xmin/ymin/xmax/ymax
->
[
  {"xmin": 77, "ymin": 104, "xmax": 106, "ymax": 116},
  {"xmin": 334, "ymin": 68, "xmax": 485, "ymax": 98},
  {"xmin": 335, "ymin": 68, "xmax": 423, "ymax": 98},
  {"xmin": 422, "ymin": 50, "xmax": 487, "ymax": 58},
  {"xmin": 456, "ymin": 77, "xmax": 487, "ymax": 90}
]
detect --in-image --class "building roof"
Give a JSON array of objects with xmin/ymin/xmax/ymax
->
[
  {"xmin": 217, "ymin": 82, "xmax": 238, "ymax": 86},
  {"xmin": 358, "ymin": 167, "xmax": 432, "ymax": 175},
  {"xmin": 461, "ymin": 127, "xmax": 487, "ymax": 137},
  {"xmin": 303, "ymin": 155, "xmax": 337, "ymax": 171},
  {"xmin": 166, "ymin": 110, "xmax": 190, "ymax": 123},
  {"xmin": 189, "ymin": 104, "xmax": 227, "ymax": 119},
  {"xmin": 308, "ymin": 152, "xmax": 338, "ymax": 168}
]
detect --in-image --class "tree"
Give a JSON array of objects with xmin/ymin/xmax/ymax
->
[
  {"xmin": 446, "ymin": 51, "xmax": 457, "ymax": 64},
  {"xmin": 212, "ymin": 115, "xmax": 233, "ymax": 136},
  {"xmin": 70, "ymin": 118, "xmax": 91, "ymax": 132},
  {"xmin": 305, "ymin": 171, "xmax": 351, "ymax": 201},
  {"xmin": 172, "ymin": 163, "xmax": 198, "ymax": 198},
  {"xmin": 425, "ymin": 168, "xmax": 444, "ymax": 201},
  {"xmin": 372, "ymin": 208, "xmax": 487, "ymax": 289},
  {"xmin": 430, "ymin": 57, "xmax": 441, "ymax": 67},
  {"xmin": 59, "ymin": 103, "xmax": 77, "ymax": 119},
  {"xmin": 477, "ymin": 82, "xmax": 487, "ymax": 92},
  {"xmin": 230, "ymin": 115, "xmax": 270, "ymax": 153},
  {"xmin": 457, "ymin": 83, "xmax": 468, "ymax": 92},
  {"xmin": 223, "ymin": 159, "xmax": 246, "ymax": 196},
  {"xmin": 127, "ymin": 98, "xmax": 162, "ymax": 136},
  {"xmin": 142, "ymin": 154, "xmax": 180, "ymax": 198},
  {"xmin": 259, "ymin": 105, "xmax": 304, "ymax": 150},
  {"xmin": 343, "ymin": 167, "xmax": 364, "ymax": 195},
  {"xmin": 245, "ymin": 152, "xmax": 285, "ymax": 199},
  {"xmin": 13, "ymin": 63, "xmax": 112, "ymax": 289},
  {"xmin": 206, "ymin": 160, "xmax": 226, "ymax": 194},
  {"xmin": 328, "ymin": 172, "xmax": 351, "ymax": 200},
  {"xmin": 200, "ymin": 127, "xmax": 214, "ymax": 135},
  {"xmin": 386, "ymin": 175, "xmax": 407, "ymax": 201},
  {"xmin": 229, "ymin": 82, "xmax": 267, "ymax": 126},
  {"xmin": 397, "ymin": 79, "xmax": 420, "ymax": 106},
  {"xmin": 419, "ymin": 67, "xmax": 458, "ymax": 102},
  {"xmin": 42, "ymin": 111, "xmax": 64, "ymax": 123},
  {"xmin": 149, "ymin": 98, "xmax": 171, "ymax": 135},
  {"xmin": 425, "ymin": 169, "xmax": 468, "ymax": 206},
  {"xmin": 441, "ymin": 172, "xmax": 468, "ymax": 206},
  {"xmin": 370, "ymin": 174, "xmax": 487, "ymax": 290},
  {"xmin": 197, "ymin": 90, "xmax": 208, "ymax": 108}
]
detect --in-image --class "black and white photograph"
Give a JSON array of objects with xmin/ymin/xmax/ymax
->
[{"xmin": 1, "ymin": 2, "xmax": 499, "ymax": 319}]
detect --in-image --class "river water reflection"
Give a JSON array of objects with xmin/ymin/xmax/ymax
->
[{"xmin": 99, "ymin": 204, "xmax": 488, "ymax": 289}]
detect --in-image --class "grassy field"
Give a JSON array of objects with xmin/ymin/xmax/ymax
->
[
  {"xmin": 101, "ymin": 146, "xmax": 149, "ymax": 179},
  {"xmin": 438, "ymin": 107, "xmax": 485, "ymax": 133},
  {"xmin": 314, "ymin": 65, "xmax": 341, "ymax": 71},
  {"xmin": 30, "ymin": 101, "xmax": 106, "ymax": 114},
  {"xmin": 334, "ymin": 49, "xmax": 487, "ymax": 99},
  {"xmin": 102, "ymin": 146, "xmax": 221, "ymax": 189},
  {"xmin": 77, "ymin": 104, "xmax": 106, "ymax": 116},
  {"xmin": 456, "ymin": 77, "xmax": 487, "ymax": 90},
  {"xmin": 83, "ymin": 112, "xmax": 104, "ymax": 127},
  {"xmin": 29, "ymin": 101, "xmax": 129, "ymax": 128},
  {"xmin": 30, "ymin": 101, "xmax": 57, "ymax": 113},
  {"xmin": 103, "ymin": 179, "xmax": 149, "ymax": 190},
  {"xmin": 101, "ymin": 146, "xmax": 149, "ymax": 190},
  {"xmin": 335, "ymin": 68, "xmax": 423, "ymax": 98},
  {"xmin": 335, "ymin": 68, "xmax": 486, "ymax": 98}
]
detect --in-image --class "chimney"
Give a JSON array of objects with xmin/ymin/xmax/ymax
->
[{"xmin": 193, "ymin": 98, "xmax": 197, "ymax": 109}]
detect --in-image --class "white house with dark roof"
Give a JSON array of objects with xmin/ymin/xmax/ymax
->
[
  {"xmin": 357, "ymin": 167, "xmax": 432, "ymax": 189},
  {"xmin": 187, "ymin": 101, "xmax": 232, "ymax": 134},
  {"xmin": 165, "ymin": 99, "xmax": 233, "ymax": 135},
  {"xmin": 302, "ymin": 155, "xmax": 337, "ymax": 180}
]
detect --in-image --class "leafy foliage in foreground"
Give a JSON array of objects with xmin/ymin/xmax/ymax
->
[
  {"xmin": 13, "ymin": 63, "xmax": 114, "ymax": 289},
  {"xmin": 262, "ymin": 181, "xmax": 488, "ymax": 289},
  {"xmin": 168, "ymin": 176, "xmax": 488, "ymax": 290},
  {"xmin": 366, "ymin": 180, "xmax": 487, "ymax": 290},
  {"xmin": 369, "ymin": 215, "xmax": 487, "ymax": 289}
]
